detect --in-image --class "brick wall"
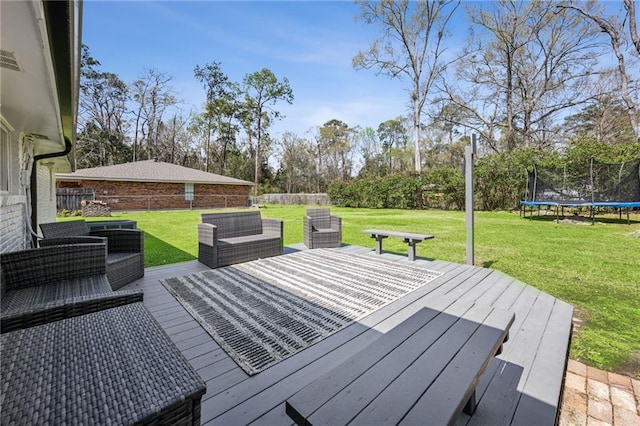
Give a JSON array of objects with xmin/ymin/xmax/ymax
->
[
  {"xmin": 0, "ymin": 202, "xmax": 26, "ymax": 253},
  {"xmin": 57, "ymin": 180, "xmax": 251, "ymax": 211}
]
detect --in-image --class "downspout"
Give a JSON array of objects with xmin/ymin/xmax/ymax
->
[{"xmin": 30, "ymin": 137, "xmax": 72, "ymax": 246}]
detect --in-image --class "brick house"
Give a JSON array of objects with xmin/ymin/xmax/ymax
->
[{"xmin": 56, "ymin": 160, "xmax": 254, "ymax": 211}]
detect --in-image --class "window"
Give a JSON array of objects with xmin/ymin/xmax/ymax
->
[
  {"xmin": 0, "ymin": 118, "xmax": 12, "ymax": 193},
  {"xmin": 185, "ymin": 182, "xmax": 194, "ymax": 201}
]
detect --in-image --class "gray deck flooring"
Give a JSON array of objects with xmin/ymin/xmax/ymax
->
[{"xmin": 123, "ymin": 244, "xmax": 573, "ymax": 425}]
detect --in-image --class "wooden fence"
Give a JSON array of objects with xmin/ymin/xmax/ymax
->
[
  {"xmin": 253, "ymin": 193, "xmax": 330, "ymax": 206},
  {"xmin": 56, "ymin": 188, "xmax": 95, "ymax": 211}
]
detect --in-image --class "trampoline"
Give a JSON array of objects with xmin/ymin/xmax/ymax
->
[{"xmin": 520, "ymin": 159, "xmax": 640, "ymax": 224}]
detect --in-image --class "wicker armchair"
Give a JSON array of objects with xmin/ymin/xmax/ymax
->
[
  {"xmin": 0, "ymin": 243, "xmax": 143, "ymax": 333},
  {"xmin": 198, "ymin": 211, "xmax": 283, "ymax": 268},
  {"xmin": 303, "ymin": 208, "xmax": 342, "ymax": 249},
  {"xmin": 39, "ymin": 220, "xmax": 144, "ymax": 290}
]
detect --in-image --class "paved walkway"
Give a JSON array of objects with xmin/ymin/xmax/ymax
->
[{"xmin": 559, "ymin": 360, "xmax": 640, "ymax": 425}]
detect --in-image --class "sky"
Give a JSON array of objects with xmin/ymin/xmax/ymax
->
[
  {"xmin": 81, "ymin": 1, "xmax": 464, "ymax": 139},
  {"xmin": 81, "ymin": 1, "xmax": 633, "ymax": 142}
]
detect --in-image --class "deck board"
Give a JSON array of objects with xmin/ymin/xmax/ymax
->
[{"xmin": 122, "ymin": 245, "xmax": 572, "ymax": 426}]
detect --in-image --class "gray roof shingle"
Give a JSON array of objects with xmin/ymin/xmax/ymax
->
[{"xmin": 56, "ymin": 160, "xmax": 253, "ymax": 186}]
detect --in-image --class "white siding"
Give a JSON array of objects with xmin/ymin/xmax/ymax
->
[
  {"xmin": 0, "ymin": 117, "xmax": 29, "ymax": 252},
  {"xmin": 36, "ymin": 163, "xmax": 57, "ymax": 228}
]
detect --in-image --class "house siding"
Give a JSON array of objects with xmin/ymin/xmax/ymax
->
[
  {"xmin": 36, "ymin": 164, "xmax": 57, "ymax": 227},
  {"xmin": 57, "ymin": 179, "xmax": 251, "ymax": 211},
  {"xmin": 0, "ymin": 118, "xmax": 28, "ymax": 252}
]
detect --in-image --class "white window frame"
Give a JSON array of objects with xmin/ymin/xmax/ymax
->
[
  {"xmin": 0, "ymin": 116, "xmax": 14, "ymax": 194},
  {"xmin": 185, "ymin": 182, "xmax": 194, "ymax": 201}
]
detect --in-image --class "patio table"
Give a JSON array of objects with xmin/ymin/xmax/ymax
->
[{"xmin": 1, "ymin": 302, "xmax": 206, "ymax": 425}]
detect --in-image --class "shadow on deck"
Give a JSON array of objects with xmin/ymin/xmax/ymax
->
[{"xmin": 123, "ymin": 244, "xmax": 573, "ymax": 425}]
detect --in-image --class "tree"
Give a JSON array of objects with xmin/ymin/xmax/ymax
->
[
  {"xmin": 155, "ymin": 111, "xmax": 193, "ymax": 164},
  {"xmin": 353, "ymin": 0, "xmax": 460, "ymax": 172},
  {"xmin": 354, "ymin": 126, "xmax": 385, "ymax": 177},
  {"xmin": 277, "ymin": 132, "xmax": 314, "ymax": 193},
  {"xmin": 317, "ymin": 119, "xmax": 356, "ymax": 182},
  {"xmin": 377, "ymin": 117, "xmax": 410, "ymax": 172},
  {"xmin": 242, "ymin": 68, "xmax": 294, "ymax": 195},
  {"xmin": 193, "ymin": 63, "xmax": 243, "ymax": 173},
  {"xmin": 443, "ymin": 0, "xmax": 600, "ymax": 152},
  {"xmin": 559, "ymin": 1, "xmax": 640, "ymax": 140},
  {"xmin": 77, "ymin": 45, "xmax": 130, "ymax": 167},
  {"xmin": 625, "ymin": 0, "xmax": 640, "ymax": 56},
  {"xmin": 130, "ymin": 68, "xmax": 177, "ymax": 161}
]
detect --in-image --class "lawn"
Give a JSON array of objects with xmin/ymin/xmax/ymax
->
[{"xmin": 69, "ymin": 206, "xmax": 640, "ymax": 376}]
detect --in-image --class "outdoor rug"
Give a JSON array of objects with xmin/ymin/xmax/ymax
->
[{"xmin": 161, "ymin": 248, "xmax": 442, "ymax": 375}]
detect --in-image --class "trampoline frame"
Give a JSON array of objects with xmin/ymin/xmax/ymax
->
[
  {"xmin": 519, "ymin": 200, "xmax": 640, "ymax": 224},
  {"xmin": 520, "ymin": 159, "xmax": 640, "ymax": 224}
]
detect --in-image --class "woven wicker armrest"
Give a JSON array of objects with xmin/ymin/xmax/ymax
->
[
  {"xmin": 330, "ymin": 215, "xmax": 342, "ymax": 230},
  {"xmin": 197, "ymin": 223, "xmax": 218, "ymax": 246},
  {"xmin": 1, "ymin": 290, "xmax": 144, "ymax": 333},
  {"xmin": 262, "ymin": 218, "xmax": 283, "ymax": 235},
  {"xmin": 91, "ymin": 229, "xmax": 144, "ymax": 253},
  {"xmin": 1, "ymin": 244, "xmax": 108, "ymax": 291}
]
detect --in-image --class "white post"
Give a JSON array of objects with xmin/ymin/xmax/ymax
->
[{"xmin": 465, "ymin": 134, "xmax": 476, "ymax": 266}]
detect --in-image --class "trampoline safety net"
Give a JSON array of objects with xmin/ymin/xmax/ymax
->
[{"xmin": 525, "ymin": 159, "xmax": 640, "ymax": 204}]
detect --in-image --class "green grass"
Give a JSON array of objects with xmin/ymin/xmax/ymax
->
[{"xmin": 69, "ymin": 206, "xmax": 640, "ymax": 376}]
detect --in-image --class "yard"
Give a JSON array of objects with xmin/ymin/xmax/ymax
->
[{"xmin": 70, "ymin": 206, "xmax": 640, "ymax": 377}]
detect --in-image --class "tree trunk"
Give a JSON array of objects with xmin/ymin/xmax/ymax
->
[{"xmin": 413, "ymin": 96, "xmax": 421, "ymax": 172}]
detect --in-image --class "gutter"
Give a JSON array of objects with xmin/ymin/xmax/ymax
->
[{"xmin": 30, "ymin": 137, "xmax": 72, "ymax": 245}]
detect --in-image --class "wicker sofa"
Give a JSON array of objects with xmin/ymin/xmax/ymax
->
[
  {"xmin": 39, "ymin": 220, "xmax": 145, "ymax": 290},
  {"xmin": 198, "ymin": 211, "xmax": 283, "ymax": 268},
  {"xmin": 0, "ymin": 243, "xmax": 143, "ymax": 333},
  {"xmin": 303, "ymin": 208, "xmax": 342, "ymax": 249}
]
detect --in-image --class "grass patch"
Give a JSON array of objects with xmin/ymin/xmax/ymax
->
[{"xmin": 66, "ymin": 206, "xmax": 640, "ymax": 376}]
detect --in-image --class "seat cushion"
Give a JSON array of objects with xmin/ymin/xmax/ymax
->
[
  {"xmin": 216, "ymin": 234, "xmax": 282, "ymax": 267},
  {"xmin": 218, "ymin": 234, "xmax": 281, "ymax": 246},
  {"xmin": 1, "ymin": 275, "xmax": 113, "ymax": 313},
  {"xmin": 313, "ymin": 228, "xmax": 339, "ymax": 234}
]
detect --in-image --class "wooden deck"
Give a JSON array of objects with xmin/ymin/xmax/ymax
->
[{"xmin": 123, "ymin": 244, "xmax": 573, "ymax": 425}]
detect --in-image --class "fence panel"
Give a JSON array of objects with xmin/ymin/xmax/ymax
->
[
  {"xmin": 56, "ymin": 188, "xmax": 95, "ymax": 211},
  {"xmin": 253, "ymin": 193, "xmax": 330, "ymax": 205}
]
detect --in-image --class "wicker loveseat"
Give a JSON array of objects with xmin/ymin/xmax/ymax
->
[
  {"xmin": 0, "ymin": 243, "xmax": 143, "ymax": 333},
  {"xmin": 39, "ymin": 220, "xmax": 145, "ymax": 290},
  {"xmin": 198, "ymin": 211, "xmax": 283, "ymax": 268}
]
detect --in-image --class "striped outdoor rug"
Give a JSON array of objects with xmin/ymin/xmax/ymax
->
[{"xmin": 161, "ymin": 249, "xmax": 442, "ymax": 375}]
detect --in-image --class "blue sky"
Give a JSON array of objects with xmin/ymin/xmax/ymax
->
[{"xmin": 82, "ymin": 1, "xmax": 464, "ymax": 138}]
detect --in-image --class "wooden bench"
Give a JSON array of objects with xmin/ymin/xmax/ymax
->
[
  {"xmin": 286, "ymin": 305, "xmax": 514, "ymax": 426},
  {"xmin": 363, "ymin": 229, "xmax": 434, "ymax": 261}
]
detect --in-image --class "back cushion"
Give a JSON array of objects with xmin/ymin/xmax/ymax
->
[
  {"xmin": 307, "ymin": 208, "xmax": 331, "ymax": 229},
  {"xmin": 40, "ymin": 220, "xmax": 90, "ymax": 238},
  {"xmin": 201, "ymin": 212, "xmax": 263, "ymax": 238}
]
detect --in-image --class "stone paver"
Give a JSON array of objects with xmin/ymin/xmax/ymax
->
[{"xmin": 560, "ymin": 360, "xmax": 640, "ymax": 426}]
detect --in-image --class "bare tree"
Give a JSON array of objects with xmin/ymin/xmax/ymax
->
[
  {"xmin": 624, "ymin": 0, "xmax": 640, "ymax": 56},
  {"xmin": 559, "ymin": 1, "xmax": 640, "ymax": 140},
  {"xmin": 443, "ymin": 0, "xmax": 600, "ymax": 152},
  {"xmin": 278, "ymin": 132, "xmax": 314, "ymax": 193},
  {"xmin": 353, "ymin": 0, "xmax": 460, "ymax": 172},
  {"xmin": 78, "ymin": 46, "xmax": 130, "ymax": 167},
  {"xmin": 130, "ymin": 68, "xmax": 176, "ymax": 160}
]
